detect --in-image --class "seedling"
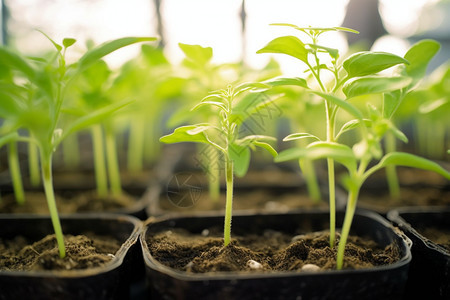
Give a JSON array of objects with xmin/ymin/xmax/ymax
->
[
  {"xmin": 258, "ymin": 24, "xmax": 450, "ymax": 269},
  {"xmin": 0, "ymin": 34, "xmax": 156, "ymax": 258},
  {"xmin": 160, "ymin": 83, "xmax": 277, "ymax": 246}
]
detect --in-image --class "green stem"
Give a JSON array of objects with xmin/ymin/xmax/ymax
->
[
  {"xmin": 208, "ymin": 147, "xmax": 221, "ymax": 202},
  {"xmin": 105, "ymin": 126, "xmax": 122, "ymax": 196},
  {"xmin": 336, "ymin": 185, "xmax": 359, "ymax": 270},
  {"xmin": 299, "ymin": 159, "xmax": 321, "ymax": 203},
  {"xmin": 144, "ymin": 117, "xmax": 161, "ymax": 165},
  {"xmin": 223, "ymin": 157, "xmax": 234, "ymax": 246},
  {"xmin": 127, "ymin": 116, "xmax": 145, "ymax": 172},
  {"xmin": 91, "ymin": 125, "xmax": 108, "ymax": 197},
  {"xmin": 385, "ymin": 131, "xmax": 400, "ymax": 200},
  {"xmin": 327, "ymin": 158, "xmax": 336, "ymax": 247},
  {"xmin": 8, "ymin": 141, "xmax": 25, "ymax": 205},
  {"xmin": 62, "ymin": 132, "xmax": 80, "ymax": 170},
  {"xmin": 41, "ymin": 154, "xmax": 66, "ymax": 258},
  {"xmin": 28, "ymin": 141, "xmax": 41, "ymax": 187}
]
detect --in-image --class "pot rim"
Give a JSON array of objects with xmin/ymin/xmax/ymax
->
[
  {"xmin": 0, "ymin": 213, "xmax": 142, "ymax": 278},
  {"xmin": 141, "ymin": 209, "xmax": 412, "ymax": 281}
]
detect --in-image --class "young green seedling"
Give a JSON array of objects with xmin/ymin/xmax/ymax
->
[
  {"xmin": 0, "ymin": 34, "xmax": 156, "ymax": 258},
  {"xmin": 259, "ymin": 24, "xmax": 449, "ymax": 269},
  {"xmin": 160, "ymin": 83, "xmax": 277, "ymax": 246}
]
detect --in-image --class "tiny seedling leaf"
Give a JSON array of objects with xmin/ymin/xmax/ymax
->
[
  {"xmin": 312, "ymin": 91, "xmax": 363, "ymax": 120},
  {"xmin": 256, "ymin": 36, "xmax": 309, "ymax": 65},
  {"xmin": 343, "ymin": 76, "xmax": 413, "ymax": 99},
  {"xmin": 179, "ymin": 43, "xmax": 213, "ymax": 66},
  {"xmin": 371, "ymin": 152, "xmax": 450, "ymax": 180},
  {"xmin": 160, "ymin": 125, "xmax": 212, "ymax": 145},
  {"xmin": 343, "ymin": 51, "xmax": 409, "ymax": 78},
  {"xmin": 403, "ymin": 39, "xmax": 440, "ymax": 86},
  {"xmin": 63, "ymin": 38, "xmax": 76, "ymax": 49},
  {"xmin": 283, "ymin": 133, "xmax": 320, "ymax": 142},
  {"xmin": 276, "ymin": 141, "xmax": 357, "ymax": 173},
  {"xmin": 253, "ymin": 141, "xmax": 278, "ymax": 157},
  {"xmin": 264, "ymin": 77, "xmax": 309, "ymax": 89},
  {"xmin": 229, "ymin": 142, "xmax": 251, "ymax": 177},
  {"xmin": 77, "ymin": 37, "xmax": 157, "ymax": 72}
]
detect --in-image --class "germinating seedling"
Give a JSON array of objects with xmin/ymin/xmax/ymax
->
[
  {"xmin": 0, "ymin": 34, "xmax": 156, "ymax": 258},
  {"xmin": 160, "ymin": 83, "xmax": 278, "ymax": 246},
  {"xmin": 258, "ymin": 25, "xmax": 450, "ymax": 269}
]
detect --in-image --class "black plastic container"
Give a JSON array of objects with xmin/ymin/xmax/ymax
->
[
  {"xmin": 0, "ymin": 213, "xmax": 143, "ymax": 300},
  {"xmin": 387, "ymin": 207, "xmax": 450, "ymax": 300},
  {"xmin": 141, "ymin": 210, "xmax": 411, "ymax": 300}
]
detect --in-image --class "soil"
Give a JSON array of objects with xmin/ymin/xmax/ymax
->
[
  {"xmin": 349, "ymin": 167, "xmax": 450, "ymax": 211},
  {"xmin": 418, "ymin": 227, "xmax": 450, "ymax": 252},
  {"xmin": 0, "ymin": 190, "xmax": 138, "ymax": 214},
  {"xmin": 147, "ymin": 228, "xmax": 401, "ymax": 273},
  {"xmin": 0, "ymin": 233, "xmax": 120, "ymax": 271}
]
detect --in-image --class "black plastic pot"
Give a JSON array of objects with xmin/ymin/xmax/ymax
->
[
  {"xmin": 387, "ymin": 207, "xmax": 450, "ymax": 300},
  {"xmin": 0, "ymin": 213, "xmax": 143, "ymax": 300},
  {"xmin": 141, "ymin": 210, "xmax": 411, "ymax": 300}
]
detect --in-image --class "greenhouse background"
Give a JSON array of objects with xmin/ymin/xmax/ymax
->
[{"xmin": 2, "ymin": 0, "xmax": 450, "ymax": 74}]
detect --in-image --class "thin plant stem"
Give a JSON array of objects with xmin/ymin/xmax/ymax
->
[
  {"xmin": 62, "ymin": 133, "xmax": 80, "ymax": 170},
  {"xmin": 127, "ymin": 116, "xmax": 145, "ymax": 172},
  {"xmin": 105, "ymin": 126, "xmax": 122, "ymax": 196},
  {"xmin": 28, "ymin": 141, "xmax": 41, "ymax": 187},
  {"xmin": 8, "ymin": 141, "xmax": 25, "ymax": 205},
  {"xmin": 385, "ymin": 131, "xmax": 400, "ymax": 200},
  {"xmin": 41, "ymin": 154, "xmax": 66, "ymax": 258},
  {"xmin": 223, "ymin": 157, "xmax": 234, "ymax": 246},
  {"xmin": 144, "ymin": 117, "xmax": 161, "ymax": 165},
  {"xmin": 91, "ymin": 125, "xmax": 108, "ymax": 197},
  {"xmin": 208, "ymin": 147, "xmax": 221, "ymax": 202},
  {"xmin": 336, "ymin": 185, "xmax": 359, "ymax": 270},
  {"xmin": 327, "ymin": 158, "xmax": 336, "ymax": 247}
]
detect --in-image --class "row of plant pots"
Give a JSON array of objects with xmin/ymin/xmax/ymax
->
[
  {"xmin": 1, "ymin": 153, "xmax": 449, "ymax": 299},
  {"xmin": 1, "ymin": 206, "xmax": 449, "ymax": 299}
]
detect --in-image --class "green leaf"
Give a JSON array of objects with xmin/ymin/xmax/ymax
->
[
  {"xmin": 234, "ymin": 82, "xmax": 271, "ymax": 95},
  {"xmin": 61, "ymin": 99, "xmax": 134, "ymax": 143},
  {"xmin": 383, "ymin": 91, "xmax": 403, "ymax": 119},
  {"xmin": 335, "ymin": 119, "xmax": 372, "ymax": 140},
  {"xmin": 229, "ymin": 142, "xmax": 251, "ymax": 177},
  {"xmin": 283, "ymin": 133, "xmax": 320, "ymax": 142},
  {"xmin": 264, "ymin": 77, "xmax": 309, "ymax": 89},
  {"xmin": 343, "ymin": 76, "xmax": 413, "ymax": 99},
  {"xmin": 192, "ymin": 101, "xmax": 227, "ymax": 112},
  {"xmin": 307, "ymin": 44, "xmax": 339, "ymax": 59},
  {"xmin": 275, "ymin": 141, "xmax": 357, "ymax": 173},
  {"xmin": 231, "ymin": 92, "xmax": 282, "ymax": 126},
  {"xmin": 312, "ymin": 91, "xmax": 363, "ymax": 119},
  {"xmin": 0, "ymin": 47, "xmax": 35, "ymax": 79},
  {"xmin": 419, "ymin": 98, "xmax": 448, "ymax": 114},
  {"xmin": 63, "ymin": 38, "xmax": 76, "ymax": 49},
  {"xmin": 77, "ymin": 37, "xmax": 157, "ymax": 72},
  {"xmin": 159, "ymin": 125, "xmax": 212, "ymax": 145},
  {"xmin": 179, "ymin": 43, "xmax": 213, "ymax": 66},
  {"xmin": 403, "ymin": 39, "xmax": 440, "ymax": 86},
  {"xmin": 372, "ymin": 152, "xmax": 450, "ymax": 180},
  {"xmin": 253, "ymin": 141, "xmax": 278, "ymax": 157},
  {"xmin": 38, "ymin": 30, "xmax": 62, "ymax": 52},
  {"xmin": 343, "ymin": 51, "xmax": 409, "ymax": 78},
  {"xmin": 256, "ymin": 36, "xmax": 309, "ymax": 65},
  {"xmin": 0, "ymin": 132, "xmax": 19, "ymax": 148}
]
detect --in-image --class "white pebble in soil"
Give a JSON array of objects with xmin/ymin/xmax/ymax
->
[
  {"xmin": 301, "ymin": 264, "xmax": 321, "ymax": 272},
  {"xmin": 247, "ymin": 259, "xmax": 263, "ymax": 270},
  {"xmin": 201, "ymin": 229, "xmax": 210, "ymax": 237}
]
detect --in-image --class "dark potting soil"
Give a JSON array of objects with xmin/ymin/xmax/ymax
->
[
  {"xmin": 0, "ymin": 233, "xmax": 121, "ymax": 271},
  {"xmin": 0, "ymin": 191, "xmax": 137, "ymax": 214},
  {"xmin": 148, "ymin": 228, "xmax": 401, "ymax": 273}
]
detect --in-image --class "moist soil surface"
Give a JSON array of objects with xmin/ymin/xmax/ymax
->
[
  {"xmin": 148, "ymin": 228, "xmax": 401, "ymax": 273},
  {"xmin": 0, "ymin": 233, "xmax": 121, "ymax": 271}
]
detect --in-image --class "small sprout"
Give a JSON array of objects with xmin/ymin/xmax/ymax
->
[{"xmin": 247, "ymin": 259, "xmax": 263, "ymax": 270}]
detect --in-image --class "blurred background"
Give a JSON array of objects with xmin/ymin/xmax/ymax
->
[{"xmin": 2, "ymin": 0, "xmax": 450, "ymax": 75}]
